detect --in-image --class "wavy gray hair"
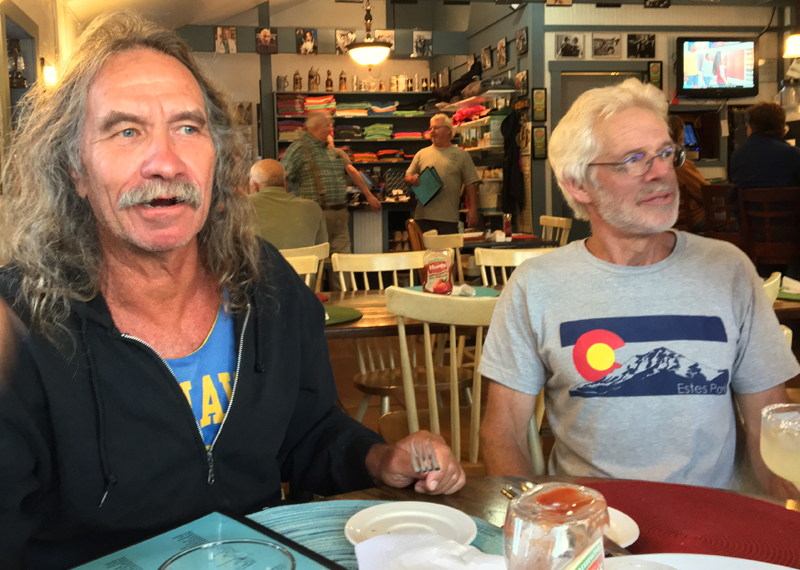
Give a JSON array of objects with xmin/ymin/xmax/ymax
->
[{"xmin": 1, "ymin": 11, "xmax": 260, "ymax": 341}]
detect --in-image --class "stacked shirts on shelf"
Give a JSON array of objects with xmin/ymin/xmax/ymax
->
[
  {"xmin": 338, "ymin": 146, "xmax": 354, "ymax": 161},
  {"xmin": 403, "ymin": 151, "xmax": 416, "ymax": 160},
  {"xmin": 334, "ymin": 125, "xmax": 363, "ymax": 139},
  {"xmin": 377, "ymin": 149, "xmax": 405, "ymax": 162},
  {"xmin": 393, "ymin": 132, "xmax": 423, "ymax": 140},
  {"xmin": 277, "ymin": 94, "xmax": 305, "ymax": 117},
  {"xmin": 304, "ymin": 95, "xmax": 336, "ymax": 114},
  {"xmin": 393, "ymin": 110, "xmax": 426, "ymax": 117},
  {"xmin": 278, "ymin": 120, "xmax": 305, "ymax": 142},
  {"xmin": 369, "ymin": 101, "xmax": 399, "ymax": 115},
  {"xmin": 336, "ymin": 101, "xmax": 371, "ymax": 117},
  {"xmin": 353, "ymin": 152, "xmax": 378, "ymax": 163},
  {"xmin": 364, "ymin": 123, "xmax": 393, "ymax": 140},
  {"xmin": 423, "ymin": 130, "xmax": 432, "ymax": 139},
  {"xmin": 452, "ymin": 105, "xmax": 487, "ymax": 126}
]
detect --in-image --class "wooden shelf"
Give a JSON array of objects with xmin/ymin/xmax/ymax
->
[
  {"xmin": 276, "ymin": 91, "xmax": 433, "ymax": 96},
  {"xmin": 464, "ymin": 145, "xmax": 503, "ymax": 153},
  {"xmin": 442, "ymin": 90, "xmax": 516, "ymax": 113},
  {"xmin": 452, "ymin": 116, "xmax": 492, "ymax": 132}
]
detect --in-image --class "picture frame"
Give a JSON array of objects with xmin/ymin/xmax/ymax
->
[
  {"xmin": 546, "ymin": 0, "xmax": 573, "ymax": 5},
  {"xmin": 555, "ymin": 34, "xmax": 585, "ymax": 59},
  {"xmin": 515, "ymin": 70, "xmax": 528, "ymax": 95},
  {"xmin": 533, "ymin": 126, "xmax": 548, "ymax": 160},
  {"xmin": 335, "ymin": 29, "xmax": 356, "ymax": 55},
  {"xmin": 215, "ymin": 27, "xmax": 237, "ymax": 54},
  {"xmin": 497, "ymin": 38, "xmax": 507, "ymax": 68},
  {"xmin": 515, "ymin": 28, "xmax": 528, "ymax": 57},
  {"xmin": 412, "ymin": 31, "xmax": 433, "ymax": 58},
  {"xmin": 644, "ymin": 0, "xmax": 671, "ymax": 7},
  {"xmin": 627, "ymin": 34, "xmax": 656, "ymax": 59},
  {"xmin": 375, "ymin": 30, "xmax": 395, "ymax": 51},
  {"xmin": 647, "ymin": 60, "xmax": 663, "ymax": 89},
  {"xmin": 592, "ymin": 33, "xmax": 622, "ymax": 59},
  {"xmin": 295, "ymin": 28, "xmax": 318, "ymax": 55},
  {"xmin": 481, "ymin": 46, "xmax": 492, "ymax": 71},
  {"xmin": 532, "ymin": 88, "xmax": 547, "ymax": 122},
  {"xmin": 255, "ymin": 28, "xmax": 277, "ymax": 55}
]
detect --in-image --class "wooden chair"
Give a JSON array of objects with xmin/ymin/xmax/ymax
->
[
  {"xmin": 380, "ymin": 286, "xmax": 498, "ymax": 472},
  {"xmin": 422, "ymin": 232, "xmax": 465, "ymax": 284},
  {"xmin": 283, "ymin": 255, "xmax": 318, "ymax": 288},
  {"xmin": 739, "ymin": 187, "xmax": 800, "ymax": 267},
  {"xmin": 762, "ymin": 272, "xmax": 794, "ymax": 347},
  {"xmin": 673, "ymin": 184, "xmax": 697, "ymax": 233},
  {"xmin": 331, "ymin": 251, "xmax": 471, "ymax": 422},
  {"xmin": 540, "ymin": 215, "xmax": 572, "ymax": 247},
  {"xmin": 280, "ymin": 242, "xmax": 330, "ymax": 293},
  {"xmin": 474, "ymin": 247, "xmax": 556, "ymax": 286},
  {"xmin": 701, "ymin": 183, "xmax": 743, "ymax": 248},
  {"xmin": 405, "ymin": 219, "xmax": 426, "ymax": 285}
]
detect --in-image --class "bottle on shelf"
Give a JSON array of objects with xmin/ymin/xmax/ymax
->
[
  {"xmin": 421, "ymin": 78, "xmax": 428, "ymax": 91},
  {"xmin": 339, "ymin": 70, "xmax": 347, "ymax": 91},
  {"xmin": 325, "ymin": 70, "xmax": 333, "ymax": 92},
  {"xmin": 414, "ymin": 73, "xmax": 419, "ymax": 91},
  {"xmin": 293, "ymin": 70, "xmax": 302, "ymax": 92},
  {"xmin": 352, "ymin": 74, "xmax": 359, "ymax": 91}
]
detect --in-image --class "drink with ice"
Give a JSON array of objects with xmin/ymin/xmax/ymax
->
[{"xmin": 761, "ymin": 403, "xmax": 800, "ymax": 488}]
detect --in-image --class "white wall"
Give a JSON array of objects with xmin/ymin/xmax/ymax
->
[
  {"xmin": 271, "ymin": 0, "xmax": 387, "ymax": 30},
  {"xmin": 7, "ymin": 0, "xmax": 80, "ymax": 67}
]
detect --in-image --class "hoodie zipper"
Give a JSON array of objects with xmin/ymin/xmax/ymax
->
[{"xmin": 120, "ymin": 304, "xmax": 250, "ymax": 486}]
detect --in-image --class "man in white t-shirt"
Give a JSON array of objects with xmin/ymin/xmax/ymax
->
[
  {"xmin": 479, "ymin": 78, "xmax": 800, "ymax": 499},
  {"xmin": 405, "ymin": 114, "xmax": 480, "ymax": 234}
]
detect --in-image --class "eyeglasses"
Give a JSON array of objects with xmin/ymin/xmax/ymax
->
[
  {"xmin": 431, "ymin": 125, "xmax": 451, "ymax": 131},
  {"xmin": 588, "ymin": 146, "xmax": 686, "ymax": 177}
]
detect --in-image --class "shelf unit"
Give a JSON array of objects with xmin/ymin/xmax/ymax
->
[{"xmin": 441, "ymin": 90, "xmax": 516, "ymax": 113}]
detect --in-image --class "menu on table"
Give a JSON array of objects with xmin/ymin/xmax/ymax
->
[{"xmin": 74, "ymin": 511, "xmax": 346, "ymax": 570}]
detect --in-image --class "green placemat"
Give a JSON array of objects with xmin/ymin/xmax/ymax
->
[
  {"xmin": 778, "ymin": 288, "xmax": 800, "ymax": 302},
  {"xmin": 248, "ymin": 500, "xmax": 503, "ymax": 570},
  {"xmin": 325, "ymin": 306, "xmax": 363, "ymax": 326},
  {"xmin": 407, "ymin": 285, "xmax": 500, "ymax": 298}
]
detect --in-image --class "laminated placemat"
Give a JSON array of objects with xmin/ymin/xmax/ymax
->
[
  {"xmin": 248, "ymin": 500, "xmax": 503, "ymax": 570},
  {"xmin": 325, "ymin": 306, "xmax": 362, "ymax": 326},
  {"xmin": 580, "ymin": 479, "xmax": 800, "ymax": 568},
  {"xmin": 407, "ymin": 285, "xmax": 500, "ymax": 298}
]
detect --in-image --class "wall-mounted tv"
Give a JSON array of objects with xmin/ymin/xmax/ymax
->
[{"xmin": 676, "ymin": 37, "xmax": 758, "ymax": 100}]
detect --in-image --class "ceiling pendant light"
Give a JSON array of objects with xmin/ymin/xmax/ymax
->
[
  {"xmin": 346, "ymin": 1, "xmax": 392, "ymax": 70},
  {"xmin": 785, "ymin": 34, "xmax": 800, "ymax": 58}
]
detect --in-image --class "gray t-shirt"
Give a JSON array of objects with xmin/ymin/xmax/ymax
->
[
  {"xmin": 479, "ymin": 232, "xmax": 799, "ymax": 489},
  {"xmin": 406, "ymin": 144, "xmax": 480, "ymax": 223}
]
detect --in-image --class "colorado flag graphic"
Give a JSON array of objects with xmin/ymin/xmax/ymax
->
[{"xmin": 561, "ymin": 315, "xmax": 729, "ymax": 398}]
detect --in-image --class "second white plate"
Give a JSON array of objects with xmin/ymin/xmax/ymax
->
[
  {"xmin": 344, "ymin": 502, "xmax": 478, "ymax": 546},
  {"xmin": 607, "ymin": 506, "xmax": 640, "ymax": 548}
]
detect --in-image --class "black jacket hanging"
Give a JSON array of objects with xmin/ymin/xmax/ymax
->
[{"xmin": 501, "ymin": 112, "xmax": 525, "ymax": 213}]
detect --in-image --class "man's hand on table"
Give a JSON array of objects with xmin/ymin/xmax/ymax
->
[
  {"xmin": 366, "ymin": 195, "xmax": 383, "ymax": 212},
  {"xmin": 365, "ymin": 431, "xmax": 466, "ymax": 495}
]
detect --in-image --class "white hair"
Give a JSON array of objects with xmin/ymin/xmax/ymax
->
[
  {"xmin": 305, "ymin": 110, "xmax": 331, "ymax": 131},
  {"xmin": 430, "ymin": 113, "xmax": 452, "ymax": 129},
  {"xmin": 549, "ymin": 78, "xmax": 669, "ymax": 220}
]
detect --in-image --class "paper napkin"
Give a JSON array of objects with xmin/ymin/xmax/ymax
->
[
  {"xmin": 355, "ymin": 534, "xmax": 505, "ymax": 570},
  {"xmin": 782, "ymin": 276, "xmax": 800, "ymax": 294}
]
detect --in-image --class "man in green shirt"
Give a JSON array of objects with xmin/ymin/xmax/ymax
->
[
  {"xmin": 282, "ymin": 112, "xmax": 352, "ymax": 256},
  {"xmin": 405, "ymin": 114, "xmax": 480, "ymax": 234},
  {"xmin": 248, "ymin": 159, "xmax": 328, "ymax": 249}
]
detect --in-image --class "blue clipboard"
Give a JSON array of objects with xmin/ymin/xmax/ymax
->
[{"xmin": 412, "ymin": 166, "xmax": 443, "ymax": 206}]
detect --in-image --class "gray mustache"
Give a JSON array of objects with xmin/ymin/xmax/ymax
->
[{"xmin": 118, "ymin": 180, "xmax": 203, "ymax": 210}]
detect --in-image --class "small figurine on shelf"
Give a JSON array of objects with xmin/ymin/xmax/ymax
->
[
  {"xmin": 379, "ymin": 79, "xmax": 386, "ymax": 92},
  {"xmin": 308, "ymin": 67, "xmax": 320, "ymax": 91},
  {"xmin": 430, "ymin": 76, "xmax": 437, "ymax": 90},
  {"xmin": 339, "ymin": 70, "xmax": 347, "ymax": 91},
  {"xmin": 293, "ymin": 70, "xmax": 302, "ymax": 92},
  {"xmin": 407, "ymin": 78, "xmax": 413, "ymax": 92},
  {"xmin": 326, "ymin": 70, "xmax": 333, "ymax": 92},
  {"xmin": 276, "ymin": 75, "xmax": 288, "ymax": 91},
  {"xmin": 421, "ymin": 78, "xmax": 428, "ymax": 91},
  {"xmin": 352, "ymin": 74, "xmax": 359, "ymax": 91}
]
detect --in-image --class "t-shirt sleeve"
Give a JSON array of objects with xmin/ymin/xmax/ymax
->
[
  {"xmin": 281, "ymin": 143, "xmax": 301, "ymax": 182},
  {"xmin": 729, "ymin": 259, "xmax": 800, "ymax": 394},
  {"xmin": 460, "ymin": 150, "xmax": 480, "ymax": 186},
  {"xmin": 478, "ymin": 272, "xmax": 547, "ymax": 396}
]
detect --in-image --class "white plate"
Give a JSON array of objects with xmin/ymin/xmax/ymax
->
[
  {"xmin": 344, "ymin": 502, "xmax": 478, "ymax": 546},
  {"xmin": 606, "ymin": 554, "xmax": 795, "ymax": 570},
  {"xmin": 607, "ymin": 506, "xmax": 640, "ymax": 548}
]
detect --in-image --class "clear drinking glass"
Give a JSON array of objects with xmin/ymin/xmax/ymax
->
[
  {"xmin": 158, "ymin": 539, "xmax": 295, "ymax": 570},
  {"xmin": 761, "ymin": 403, "xmax": 800, "ymax": 489},
  {"xmin": 504, "ymin": 482, "xmax": 609, "ymax": 570}
]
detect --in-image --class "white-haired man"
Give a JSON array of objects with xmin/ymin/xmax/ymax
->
[
  {"xmin": 479, "ymin": 78, "xmax": 799, "ymax": 498},
  {"xmin": 405, "ymin": 113, "xmax": 480, "ymax": 233},
  {"xmin": 0, "ymin": 13, "xmax": 465, "ymax": 569}
]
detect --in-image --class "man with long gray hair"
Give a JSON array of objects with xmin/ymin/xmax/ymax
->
[
  {"xmin": 0, "ymin": 12, "xmax": 465, "ymax": 569},
  {"xmin": 478, "ymin": 79, "xmax": 799, "ymax": 498}
]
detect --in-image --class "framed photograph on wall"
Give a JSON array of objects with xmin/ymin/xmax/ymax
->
[
  {"xmin": 335, "ymin": 29, "xmax": 356, "ymax": 55},
  {"xmin": 647, "ymin": 60, "xmax": 663, "ymax": 89},
  {"xmin": 532, "ymin": 88, "xmax": 547, "ymax": 122},
  {"xmin": 515, "ymin": 28, "xmax": 528, "ymax": 57},
  {"xmin": 255, "ymin": 28, "xmax": 277, "ymax": 55},
  {"xmin": 481, "ymin": 46, "xmax": 492, "ymax": 71},
  {"xmin": 296, "ymin": 28, "xmax": 318, "ymax": 55},
  {"xmin": 644, "ymin": 0, "xmax": 671, "ymax": 6},
  {"xmin": 555, "ymin": 34, "xmax": 585, "ymax": 59},
  {"xmin": 592, "ymin": 33, "xmax": 622, "ymax": 59},
  {"xmin": 375, "ymin": 30, "xmax": 395, "ymax": 51},
  {"xmin": 497, "ymin": 38, "xmax": 507, "ymax": 68},
  {"xmin": 627, "ymin": 34, "xmax": 656, "ymax": 59},
  {"xmin": 215, "ymin": 27, "xmax": 237, "ymax": 54},
  {"xmin": 515, "ymin": 70, "xmax": 528, "ymax": 95},
  {"xmin": 412, "ymin": 31, "xmax": 433, "ymax": 58},
  {"xmin": 533, "ymin": 126, "xmax": 548, "ymax": 159}
]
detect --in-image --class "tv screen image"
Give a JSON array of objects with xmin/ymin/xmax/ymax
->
[{"xmin": 677, "ymin": 37, "xmax": 757, "ymax": 99}]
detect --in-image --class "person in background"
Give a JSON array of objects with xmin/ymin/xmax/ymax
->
[
  {"xmin": 729, "ymin": 102, "xmax": 800, "ymax": 220},
  {"xmin": 479, "ymin": 78, "xmax": 799, "ymax": 499},
  {"xmin": 248, "ymin": 159, "xmax": 328, "ymax": 249},
  {"xmin": 667, "ymin": 115, "xmax": 708, "ymax": 231},
  {"xmin": 327, "ymin": 135, "xmax": 382, "ymax": 212},
  {"xmin": 683, "ymin": 43, "xmax": 701, "ymax": 88},
  {"xmin": 713, "ymin": 52, "xmax": 728, "ymax": 86},
  {"xmin": 0, "ymin": 13, "xmax": 466, "ymax": 568},
  {"xmin": 701, "ymin": 52, "xmax": 714, "ymax": 87},
  {"xmin": 405, "ymin": 113, "xmax": 480, "ymax": 234}
]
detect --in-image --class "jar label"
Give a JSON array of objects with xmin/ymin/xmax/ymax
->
[{"xmin": 564, "ymin": 537, "xmax": 603, "ymax": 570}]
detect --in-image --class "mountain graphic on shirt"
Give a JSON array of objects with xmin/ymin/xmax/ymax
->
[{"xmin": 569, "ymin": 346, "xmax": 728, "ymax": 398}]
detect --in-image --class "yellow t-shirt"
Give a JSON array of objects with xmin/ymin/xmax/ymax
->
[{"xmin": 684, "ymin": 51, "xmax": 699, "ymax": 76}]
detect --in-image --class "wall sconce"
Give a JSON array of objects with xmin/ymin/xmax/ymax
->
[
  {"xmin": 784, "ymin": 34, "xmax": 800, "ymax": 58},
  {"xmin": 40, "ymin": 57, "xmax": 57, "ymax": 87}
]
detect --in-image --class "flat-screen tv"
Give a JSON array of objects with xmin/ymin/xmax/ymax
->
[{"xmin": 676, "ymin": 37, "xmax": 758, "ymax": 100}]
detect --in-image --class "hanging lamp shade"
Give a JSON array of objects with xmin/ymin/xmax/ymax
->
[
  {"xmin": 784, "ymin": 34, "xmax": 800, "ymax": 58},
  {"xmin": 347, "ymin": 1, "xmax": 392, "ymax": 69}
]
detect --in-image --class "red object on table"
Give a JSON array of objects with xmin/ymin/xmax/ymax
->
[
  {"xmin": 511, "ymin": 234, "xmax": 537, "ymax": 240},
  {"xmin": 315, "ymin": 292, "xmax": 329, "ymax": 302},
  {"xmin": 581, "ymin": 479, "xmax": 800, "ymax": 567}
]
